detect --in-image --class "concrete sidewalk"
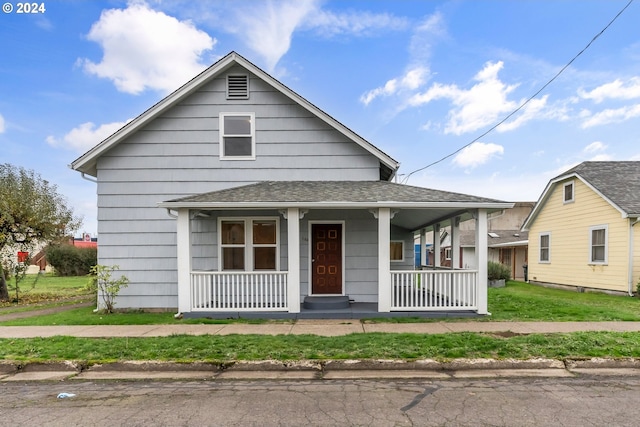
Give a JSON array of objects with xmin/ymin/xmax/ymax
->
[{"xmin": 2, "ymin": 319, "xmax": 640, "ymax": 338}]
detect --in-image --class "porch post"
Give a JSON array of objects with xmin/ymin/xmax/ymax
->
[
  {"xmin": 475, "ymin": 209, "xmax": 489, "ymax": 314},
  {"xmin": 420, "ymin": 228, "xmax": 427, "ymax": 267},
  {"xmin": 176, "ymin": 209, "xmax": 192, "ymax": 315},
  {"xmin": 433, "ymin": 223, "xmax": 441, "ymax": 267},
  {"xmin": 287, "ymin": 207, "xmax": 301, "ymax": 313},
  {"xmin": 451, "ymin": 216, "xmax": 461, "ymax": 269},
  {"xmin": 378, "ymin": 207, "xmax": 391, "ymax": 312}
]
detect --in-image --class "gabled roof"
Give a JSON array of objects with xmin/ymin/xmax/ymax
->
[
  {"xmin": 70, "ymin": 51, "xmax": 399, "ymax": 178},
  {"xmin": 522, "ymin": 161, "xmax": 640, "ymax": 230},
  {"xmin": 158, "ymin": 180, "xmax": 511, "ymax": 208}
]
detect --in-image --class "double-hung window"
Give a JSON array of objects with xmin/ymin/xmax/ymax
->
[
  {"xmin": 539, "ymin": 232, "xmax": 550, "ymax": 263},
  {"xmin": 589, "ymin": 225, "xmax": 608, "ymax": 264},
  {"xmin": 220, "ymin": 113, "xmax": 255, "ymax": 159},
  {"xmin": 220, "ymin": 218, "xmax": 278, "ymax": 271}
]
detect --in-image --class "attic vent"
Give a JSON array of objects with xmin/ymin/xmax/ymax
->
[{"xmin": 227, "ymin": 74, "xmax": 249, "ymax": 99}]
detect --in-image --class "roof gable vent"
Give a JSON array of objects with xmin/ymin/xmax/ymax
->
[{"xmin": 227, "ymin": 74, "xmax": 249, "ymax": 99}]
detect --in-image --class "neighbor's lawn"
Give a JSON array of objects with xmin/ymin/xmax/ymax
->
[
  {"xmin": 0, "ymin": 274, "xmax": 93, "ymax": 314},
  {"xmin": 488, "ymin": 281, "xmax": 640, "ymax": 321}
]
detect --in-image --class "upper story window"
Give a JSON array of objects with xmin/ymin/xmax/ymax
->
[
  {"xmin": 220, "ymin": 113, "xmax": 255, "ymax": 160},
  {"xmin": 539, "ymin": 232, "xmax": 550, "ymax": 263},
  {"xmin": 563, "ymin": 181, "xmax": 574, "ymax": 204},
  {"xmin": 227, "ymin": 74, "xmax": 249, "ymax": 99},
  {"xmin": 589, "ymin": 225, "xmax": 608, "ymax": 264}
]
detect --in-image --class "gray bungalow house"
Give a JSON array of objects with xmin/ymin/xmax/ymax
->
[{"xmin": 71, "ymin": 51, "xmax": 512, "ymax": 318}]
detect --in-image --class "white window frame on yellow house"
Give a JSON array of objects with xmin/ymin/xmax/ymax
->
[
  {"xmin": 588, "ymin": 224, "xmax": 608, "ymax": 265},
  {"xmin": 563, "ymin": 181, "xmax": 574, "ymax": 204},
  {"xmin": 539, "ymin": 232, "xmax": 551, "ymax": 263}
]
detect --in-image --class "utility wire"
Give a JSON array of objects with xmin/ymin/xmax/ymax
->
[{"xmin": 402, "ymin": 0, "xmax": 634, "ymax": 184}]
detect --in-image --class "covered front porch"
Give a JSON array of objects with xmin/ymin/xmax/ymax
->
[{"xmin": 159, "ymin": 181, "xmax": 512, "ymax": 319}]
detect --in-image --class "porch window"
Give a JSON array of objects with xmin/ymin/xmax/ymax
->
[
  {"xmin": 539, "ymin": 232, "xmax": 550, "ymax": 263},
  {"xmin": 589, "ymin": 225, "xmax": 608, "ymax": 264},
  {"xmin": 220, "ymin": 218, "xmax": 278, "ymax": 271},
  {"xmin": 220, "ymin": 113, "xmax": 255, "ymax": 159},
  {"xmin": 390, "ymin": 241, "xmax": 404, "ymax": 262}
]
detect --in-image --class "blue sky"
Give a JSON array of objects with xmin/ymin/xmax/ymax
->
[{"xmin": 2, "ymin": 0, "xmax": 639, "ymax": 236}]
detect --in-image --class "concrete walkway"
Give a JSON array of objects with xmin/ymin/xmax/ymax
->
[{"xmin": 2, "ymin": 319, "xmax": 640, "ymax": 338}]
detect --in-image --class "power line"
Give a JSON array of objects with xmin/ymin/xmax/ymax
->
[{"xmin": 402, "ymin": 0, "xmax": 634, "ymax": 184}]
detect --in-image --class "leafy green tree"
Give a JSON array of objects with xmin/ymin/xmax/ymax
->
[{"xmin": 0, "ymin": 163, "xmax": 81, "ymax": 300}]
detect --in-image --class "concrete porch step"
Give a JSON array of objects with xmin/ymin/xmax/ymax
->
[{"xmin": 303, "ymin": 296, "xmax": 350, "ymax": 310}]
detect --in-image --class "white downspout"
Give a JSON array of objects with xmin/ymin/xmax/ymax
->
[{"xmin": 629, "ymin": 217, "xmax": 640, "ymax": 296}]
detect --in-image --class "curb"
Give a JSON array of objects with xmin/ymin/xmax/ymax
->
[{"xmin": 2, "ymin": 358, "xmax": 640, "ymax": 381}]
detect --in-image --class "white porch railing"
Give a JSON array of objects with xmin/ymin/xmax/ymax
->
[
  {"xmin": 390, "ymin": 270, "xmax": 478, "ymax": 311},
  {"xmin": 191, "ymin": 271, "xmax": 289, "ymax": 312}
]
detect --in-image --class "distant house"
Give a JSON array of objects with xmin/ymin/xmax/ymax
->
[
  {"xmin": 70, "ymin": 51, "xmax": 512, "ymax": 317},
  {"xmin": 436, "ymin": 202, "xmax": 534, "ymax": 281},
  {"xmin": 522, "ymin": 161, "xmax": 640, "ymax": 295}
]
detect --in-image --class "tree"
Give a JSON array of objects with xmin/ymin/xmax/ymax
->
[{"xmin": 0, "ymin": 164, "xmax": 81, "ymax": 300}]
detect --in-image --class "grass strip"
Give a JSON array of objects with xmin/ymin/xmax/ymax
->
[{"xmin": 2, "ymin": 332, "xmax": 640, "ymax": 364}]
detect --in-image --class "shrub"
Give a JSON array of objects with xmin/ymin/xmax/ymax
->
[
  {"xmin": 488, "ymin": 261, "xmax": 511, "ymax": 281},
  {"xmin": 45, "ymin": 244, "xmax": 97, "ymax": 276},
  {"xmin": 88, "ymin": 264, "xmax": 129, "ymax": 313}
]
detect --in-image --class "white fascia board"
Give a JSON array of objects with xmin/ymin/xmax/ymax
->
[
  {"xmin": 488, "ymin": 240, "xmax": 529, "ymax": 248},
  {"xmin": 157, "ymin": 201, "xmax": 515, "ymax": 210}
]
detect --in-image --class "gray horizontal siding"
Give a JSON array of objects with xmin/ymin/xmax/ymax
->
[{"xmin": 96, "ymin": 65, "xmax": 386, "ymax": 309}]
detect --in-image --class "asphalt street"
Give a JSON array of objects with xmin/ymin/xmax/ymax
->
[{"xmin": 2, "ymin": 376, "xmax": 639, "ymax": 426}]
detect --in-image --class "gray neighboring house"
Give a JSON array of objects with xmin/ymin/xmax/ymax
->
[{"xmin": 71, "ymin": 52, "xmax": 512, "ymax": 318}]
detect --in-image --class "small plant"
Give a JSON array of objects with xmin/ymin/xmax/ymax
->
[
  {"xmin": 488, "ymin": 261, "xmax": 511, "ymax": 281},
  {"xmin": 636, "ymin": 277, "xmax": 640, "ymax": 297},
  {"xmin": 88, "ymin": 264, "xmax": 129, "ymax": 313}
]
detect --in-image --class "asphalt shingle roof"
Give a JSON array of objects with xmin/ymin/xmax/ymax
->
[
  {"xmin": 166, "ymin": 181, "xmax": 506, "ymax": 205},
  {"xmin": 561, "ymin": 161, "xmax": 640, "ymax": 216}
]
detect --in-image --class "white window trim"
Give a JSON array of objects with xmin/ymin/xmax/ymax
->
[
  {"xmin": 563, "ymin": 181, "xmax": 575, "ymax": 204},
  {"xmin": 588, "ymin": 224, "xmax": 608, "ymax": 265},
  {"xmin": 218, "ymin": 216, "xmax": 280, "ymax": 271},
  {"xmin": 219, "ymin": 112, "xmax": 256, "ymax": 160},
  {"xmin": 390, "ymin": 240, "xmax": 405, "ymax": 262},
  {"xmin": 444, "ymin": 247, "xmax": 452, "ymax": 261},
  {"xmin": 539, "ymin": 232, "xmax": 551, "ymax": 263}
]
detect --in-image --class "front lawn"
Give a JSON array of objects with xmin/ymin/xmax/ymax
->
[{"xmin": 0, "ymin": 274, "xmax": 94, "ymax": 314}]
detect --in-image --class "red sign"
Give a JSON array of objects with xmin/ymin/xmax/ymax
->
[{"xmin": 17, "ymin": 251, "xmax": 29, "ymax": 263}]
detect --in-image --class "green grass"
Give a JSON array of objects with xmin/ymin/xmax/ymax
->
[
  {"xmin": 488, "ymin": 281, "xmax": 640, "ymax": 321},
  {"xmin": 3, "ymin": 279, "xmax": 640, "ymax": 325},
  {"xmin": 1, "ymin": 331, "xmax": 639, "ymax": 363},
  {"xmin": 0, "ymin": 274, "xmax": 94, "ymax": 314}
]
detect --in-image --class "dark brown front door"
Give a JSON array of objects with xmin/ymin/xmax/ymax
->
[{"xmin": 311, "ymin": 223, "xmax": 342, "ymax": 294}]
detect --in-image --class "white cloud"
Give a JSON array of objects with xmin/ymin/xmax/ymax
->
[
  {"xmin": 581, "ymin": 104, "xmax": 640, "ymax": 128},
  {"xmin": 583, "ymin": 141, "xmax": 607, "ymax": 154},
  {"xmin": 46, "ymin": 120, "xmax": 130, "ymax": 152},
  {"xmin": 79, "ymin": 1, "xmax": 215, "ymax": 94},
  {"xmin": 578, "ymin": 77, "xmax": 640, "ymax": 103},
  {"xmin": 496, "ymin": 96, "xmax": 548, "ymax": 132},
  {"xmin": 360, "ymin": 66, "xmax": 429, "ymax": 105},
  {"xmin": 227, "ymin": 0, "xmax": 317, "ymax": 73},
  {"xmin": 452, "ymin": 142, "xmax": 504, "ymax": 169},
  {"xmin": 0, "ymin": 114, "xmax": 5, "ymax": 133},
  {"xmin": 306, "ymin": 8, "xmax": 409, "ymax": 38},
  {"xmin": 360, "ymin": 13, "xmax": 442, "ymax": 106},
  {"xmin": 409, "ymin": 61, "xmax": 522, "ymax": 135}
]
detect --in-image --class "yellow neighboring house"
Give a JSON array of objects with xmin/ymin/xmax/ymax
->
[{"xmin": 522, "ymin": 161, "xmax": 640, "ymax": 295}]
